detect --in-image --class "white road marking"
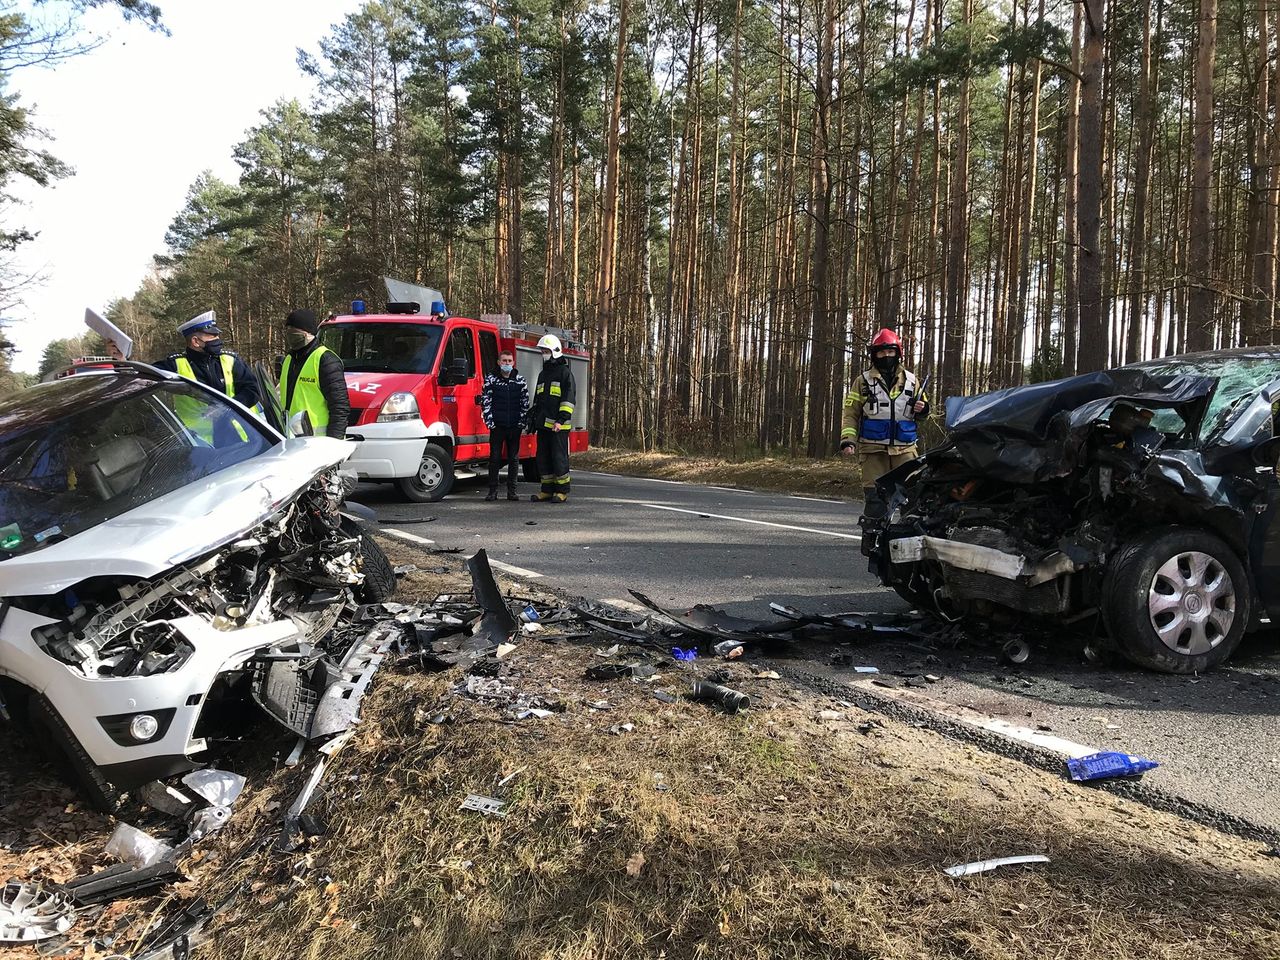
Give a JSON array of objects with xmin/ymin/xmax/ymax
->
[
  {"xmin": 789, "ymin": 494, "xmax": 844, "ymax": 504},
  {"xmin": 638, "ymin": 503, "xmax": 861, "ymax": 541},
  {"xmin": 861, "ymin": 683, "xmax": 1100, "ymax": 758},
  {"xmin": 381, "ymin": 528, "xmax": 436, "ymax": 546},
  {"xmin": 489, "ymin": 559, "xmax": 544, "ymax": 579},
  {"xmin": 578, "ymin": 470, "xmax": 686, "ymax": 485}
]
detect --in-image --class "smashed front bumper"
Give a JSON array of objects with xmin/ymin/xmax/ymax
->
[{"xmin": 888, "ymin": 535, "xmax": 1080, "ymax": 616}]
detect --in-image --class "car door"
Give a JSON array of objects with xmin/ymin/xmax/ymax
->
[{"xmin": 438, "ymin": 325, "xmax": 486, "ymax": 448}]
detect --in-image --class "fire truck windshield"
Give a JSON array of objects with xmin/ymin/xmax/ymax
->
[{"xmin": 319, "ymin": 322, "xmax": 444, "ymax": 374}]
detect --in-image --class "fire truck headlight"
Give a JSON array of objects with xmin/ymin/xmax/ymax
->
[{"xmin": 377, "ymin": 392, "xmax": 420, "ymax": 422}]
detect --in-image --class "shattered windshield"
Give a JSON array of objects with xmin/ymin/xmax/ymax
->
[
  {"xmin": 1132, "ymin": 354, "xmax": 1280, "ymax": 438},
  {"xmin": 319, "ymin": 322, "xmax": 444, "ymax": 374},
  {"xmin": 0, "ymin": 376, "xmax": 273, "ymax": 561}
]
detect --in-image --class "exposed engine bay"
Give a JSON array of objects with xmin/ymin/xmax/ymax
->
[
  {"xmin": 859, "ymin": 358, "xmax": 1280, "ymax": 673},
  {"xmin": 21, "ymin": 469, "xmax": 366, "ymax": 680}
]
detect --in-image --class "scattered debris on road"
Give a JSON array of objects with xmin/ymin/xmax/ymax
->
[{"xmin": 1066, "ymin": 751, "xmax": 1160, "ymax": 782}]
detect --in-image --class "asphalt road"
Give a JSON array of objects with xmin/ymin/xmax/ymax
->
[{"xmin": 354, "ymin": 468, "xmax": 1280, "ymax": 835}]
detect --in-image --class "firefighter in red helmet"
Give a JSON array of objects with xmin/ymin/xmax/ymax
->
[{"xmin": 839, "ymin": 328, "xmax": 930, "ymax": 492}]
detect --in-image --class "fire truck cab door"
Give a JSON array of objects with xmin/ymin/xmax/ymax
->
[{"xmin": 438, "ymin": 324, "xmax": 486, "ymax": 447}]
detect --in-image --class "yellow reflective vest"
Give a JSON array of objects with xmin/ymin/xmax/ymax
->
[
  {"xmin": 175, "ymin": 355, "xmax": 248, "ymax": 443},
  {"xmin": 279, "ymin": 346, "xmax": 333, "ymax": 434}
]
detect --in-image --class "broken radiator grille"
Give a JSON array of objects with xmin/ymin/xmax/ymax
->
[{"xmin": 941, "ymin": 567, "xmax": 1070, "ymax": 616}]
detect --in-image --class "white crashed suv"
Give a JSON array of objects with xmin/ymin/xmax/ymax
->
[{"xmin": 0, "ymin": 362, "xmax": 393, "ymax": 809}]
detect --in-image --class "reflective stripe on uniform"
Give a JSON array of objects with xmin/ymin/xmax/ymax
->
[
  {"xmin": 558, "ymin": 402, "xmax": 574, "ymax": 415},
  {"xmin": 549, "ymin": 383, "xmax": 562, "ymax": 397},
  {"xmin": 840, "ymin": 427, "xmax": 858, "ymax": 439},
  {"xmin": 549, "ymin": 474, "xmax": 571, "ymax": 485},
  {"xmin": 543, "ymin": 418, "xmax": 558, "ymax": 429}
]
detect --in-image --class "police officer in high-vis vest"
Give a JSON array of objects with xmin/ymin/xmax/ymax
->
[
  {"xmin": 154, "ymin": 311, "xmax": 261, "ymax": 445},
  {"xmin": 839, "ymin": 328, "xmax": 930, "ymax": 493},
  {"xmin": 278, "ymin": 309, "xmax": 350, "ymax": 440}
]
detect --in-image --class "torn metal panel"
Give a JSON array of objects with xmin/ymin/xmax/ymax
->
[{"xmin": 627, "ymin": 591, "xmax": 798, "ymax": 643}]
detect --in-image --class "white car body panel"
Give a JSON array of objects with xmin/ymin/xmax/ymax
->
[
  {"xmin": 0, "ymin": 437, "xmax": 351, "ymax": 596},
  {"xmin": 344, "ymin": 419, "xmax": 453, "ymax": 479}
]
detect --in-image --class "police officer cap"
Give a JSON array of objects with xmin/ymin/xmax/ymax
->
[{"xmin": 178, "ymin": 311, "xmax": 221, "ymax": 338}]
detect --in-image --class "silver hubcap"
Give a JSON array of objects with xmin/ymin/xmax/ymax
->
[
  {"xmin": 418, "ymin": 457, "xmax": 443, "ymax": 488},
  {"xmin": 1147, "ymin": 551, "xmax": 1235, "ymax": 656}
]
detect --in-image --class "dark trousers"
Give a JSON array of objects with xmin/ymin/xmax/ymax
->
[
  {"xmin": 487, "ymin": 426, "xmax": 523, "ymax": 490},
  {"xmin": 536, "ymin": 428, "xmax": 571, "ymax": 496}
]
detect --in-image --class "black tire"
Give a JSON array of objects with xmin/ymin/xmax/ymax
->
[
  {"xmin": 521, "ymin": 457, "xmax": 540, "ymax": 483},
  {"xmin": 28, "ymin": 693, "xmax": 122, "ymax": 813},
  {"xmin": 1102, "ymin": 526, "xmax": 1249, "ymax": 674},
  {"xmin": 396, "ymin": 443, "xmax": 454, "ymax": 502},
  {"xmin": 358, "ymin": 531, "xmax": 397, "ymax": 602}
]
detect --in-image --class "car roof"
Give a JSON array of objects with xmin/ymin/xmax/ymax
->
[{"xmin": 1128, "ymin": 346, "xmax": 1280, "ymax": 367}]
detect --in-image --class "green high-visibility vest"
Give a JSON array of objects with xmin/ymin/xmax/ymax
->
[
  {"xmin": 279, "ymin": 346, "xmax": 332, "ymax": 434},
  {"xmin": 175, "ymin": 355, "xmax": 248, "ymax": 443}
]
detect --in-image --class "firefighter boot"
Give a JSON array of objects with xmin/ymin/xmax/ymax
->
[
  {"xmin": 530, "ymin": 492, "xmax": 553, "ymax": 502},
  {"xmin": 551, "ymin": 493, "xmax": 568, "ymax": 503}
]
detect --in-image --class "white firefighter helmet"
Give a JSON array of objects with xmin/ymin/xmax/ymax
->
[{"xmin": 537, "ymin": 333, "xmax": 563, "ymax": 359}]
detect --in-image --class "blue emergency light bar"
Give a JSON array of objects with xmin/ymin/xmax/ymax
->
[
  {"xmin": 430, "ymin": 300, "xmax": 446, "ymax": 316},
  {"xmin": 352, "ymin": 299, "xmax": 366, "ymax": 314}
]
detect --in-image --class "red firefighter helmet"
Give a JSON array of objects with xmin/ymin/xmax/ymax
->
[{"xmin": 868, "ymin": 328, "xmax": 902, "ymax": 358}]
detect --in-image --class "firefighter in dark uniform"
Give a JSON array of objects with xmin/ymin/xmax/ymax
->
[
  {"xmin": 529, "ymin": 334, "xmax": 575, "ymax": 503},
  {"xmin": 153, "ymin": 311, "xmax": 260, "ymax": 445}
]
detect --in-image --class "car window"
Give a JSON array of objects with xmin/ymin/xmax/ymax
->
[
  {"xmin": 479, "ymin": 330, "xmax": 500, "ymax": 377},
  {"xmin": 441, "ymin": 327, "xmax": 476, "ymax": 380},
  {"xmin": 1134, "ymin": 355, "xmax": 1280, "ymax": 437},
  {"xmin": 1, "ymin": 378, "xmax": 273, "ymax": 561},
  {"xmin": 319, "ymin": 322, "xmax": 444, "ymax": 374}
]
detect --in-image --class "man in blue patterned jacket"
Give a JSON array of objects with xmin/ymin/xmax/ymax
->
[{"xmin": 481, "ymin": 349, "xmax": 531, "ymax": 501}]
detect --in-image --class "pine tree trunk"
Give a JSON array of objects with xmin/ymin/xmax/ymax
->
[
  {"xmin": 941, "ymin": 0, "xmax": 972, "ymax": 400},
  {"xmin": 1187, "ymin": 0, "xmax": 1218, "ymax": 350},
  {"xmin": 1076, "ymin": 0, "xmax": 1106, "ymax": 372}
]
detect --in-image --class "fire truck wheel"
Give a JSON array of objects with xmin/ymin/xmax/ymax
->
[
  {"xmin": 396, "ymin": 443, "xmax": 455, "ymax": 502},
  {"xmin": 521, "ymin": 458, "xmax": 540, "ymax": 483}
]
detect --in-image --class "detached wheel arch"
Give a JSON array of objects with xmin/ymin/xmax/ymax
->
[
  {"xmin": 1103, "ymin": 525, "xmax": 1250, "ymax": 674},
  {"xmin": 396, "ymin": 441, "xmax": 455, "ymax": 502}
]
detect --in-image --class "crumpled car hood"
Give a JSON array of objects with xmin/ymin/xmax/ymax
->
[
  {"xmin": 940, "ymin": 370, "xmax": 1217, "ymax": 483},
  {"xmin": 1, "ymin": 437, "xmax": 352, "ymax": 597}
]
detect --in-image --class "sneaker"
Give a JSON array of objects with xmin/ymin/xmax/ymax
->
[
  {"xmin": 485, "ymin": 490, "xmax": 498, "ymax": 502},
  {"xmin": 551, "ymin": 493, "xmax": 568, "ymax": 503}
]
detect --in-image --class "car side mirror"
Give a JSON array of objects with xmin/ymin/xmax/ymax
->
[{"xmin": 289, "ymin": 411, "xmax": 314, "ymax": 438}]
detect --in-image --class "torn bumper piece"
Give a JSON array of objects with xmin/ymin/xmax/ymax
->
[
  {"xmin": 890, "ymin": 536, "xmax": 1079, "ymax": 615},
  {"xmin": 251, "ymin": 624, "xmax": 394, "ymax": 742}
]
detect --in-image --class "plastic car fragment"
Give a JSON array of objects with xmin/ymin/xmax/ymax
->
[
  {"xmin": 944, "ymin": 854, "xmax": 1049, "ymax": 878},
  {"xmin": 182, "ymin": 769, "xmax": 246, "ymax": 807},
  {"xmin": 0, "ymin": 882, "xmax": 73, "ymax": 943}
]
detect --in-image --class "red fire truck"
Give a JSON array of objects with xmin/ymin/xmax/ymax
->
[{"xmin": 319, "ymin": 283, "xmax": 591, "ymax": 502}]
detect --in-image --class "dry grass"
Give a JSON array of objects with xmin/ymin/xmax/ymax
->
[
  {"xmin": 576, "ymin": 447, "xmax": 863, "ymax": 500},
  {"xmin": 197, "ymin": 634, "xmax": 1280, "ymax": 960}
]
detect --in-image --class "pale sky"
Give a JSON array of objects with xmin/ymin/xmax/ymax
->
[{"xmin": 5, "ymin": 0, "xmax": 363, "ymax": 371}]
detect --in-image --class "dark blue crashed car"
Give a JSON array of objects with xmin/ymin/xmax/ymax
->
[{"xmin": 860, "ymin": 349, "xmax": 1280, "ymax": 674}]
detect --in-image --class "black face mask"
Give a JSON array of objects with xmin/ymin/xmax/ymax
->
[
  {"xmin": 203, "ymin": 338, "xmax": 224, "ymax": 357},
  {"xmin": 873, "ymin": 354, "xmax": 898, "ymax": 377}
]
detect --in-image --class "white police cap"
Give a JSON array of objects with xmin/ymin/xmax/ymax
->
[{"xmin": 178, "ymin": 310, "xmax": 220, "ymax": 337}]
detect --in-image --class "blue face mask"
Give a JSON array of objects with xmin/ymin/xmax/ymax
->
[
  {"xmin": 203, "ymin": 338, "xmax": 224, "ymax": 356},
  {"xmin": 499, "ymin": 363, "xmax": 513, "ymax": 374}
]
